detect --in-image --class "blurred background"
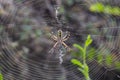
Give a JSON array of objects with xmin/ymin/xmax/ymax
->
[{"xmin": 0, "ymin": 0, "xmax": 120, "ymax": 80}]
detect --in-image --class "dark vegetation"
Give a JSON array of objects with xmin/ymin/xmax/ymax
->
[{"xmin": 0, "ymin": 0, "xmax": 120, "ymax": 80}]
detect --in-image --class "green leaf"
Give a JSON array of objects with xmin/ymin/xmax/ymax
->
[
  {"xmin": 0, "ymin": 73, "xmax": 3, "ymax": 80},
  {"xmin": 112, "ymin": 7, "xmax": 120, "ymax": 15},
  {"xmin": 0, "ymin": 26, "xmax": 3, "ymax": 32},
  {"xmin": 85, "ymin": 35, "xmax": 92, "ymax": 47},
  {"xmin": 87, "ymin": 48, "xmax": 95, "ymax": 60},
  {"xmin": 71, "ymin": 59, "xmax": 83, "ymax": 68},
  {"xmin": 59, "ymin": 6, "xmax": 65, "ymax": 14},
  {"xmin": 90, "ymin": 3, "xmax": 104, "ymax": 12},
  {"xmin": 35, "ymin": 29, "xmax": 42, "ymax": 37},
  {"xmin": 73, "ymin": 44, "xmax": 84, "ymax": 53},
  {"xmin": 78, "ymin": 67, "xmax": 84, "ymax": 74},
  {"xmin": 104, "ymin": 5, "xmax": 113, "ymax": 14},
  {"xmin": 105, "ymin": 54, "xmax": 112, "ymax": 66},
  {"xmin": 115, "ymin": 62, "xmax": 120, "ymax": 70},
  {"xmin": 22, "ymin": 25, "xmax": 32, "ymax": 32},
  {"xmin": 97, "ymin": 54, "xmax": 103, "ymax": 64},
  {"xmin": 66, "ymin": 0, "xmax": 74, "ymax": 5},
  {"xmin": 84, "ymin": 63, "xmax": 89, "ymax": 73},
  {"xmin": 90, "ymin": 2, "xmax": 120, "ymax": 16}
]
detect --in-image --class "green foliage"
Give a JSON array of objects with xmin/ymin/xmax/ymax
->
[
  {"xmin": 66, "ymin": 0, "xmax": 74, "ymax": 6},
  {"xmin": 87, "ymin": 48, "xmax": 95, "ymax": 61},
  {"xmin": 72, "ymin": 35, "xmax": 120, "ymax": 72},
  {"xmin": 71, "ymin": 35, "xmax": 92, "ymax": 80},
  {"xmin": 20, "ymin": 25, "xmax": 42, "ymax": 40},
  {"xmin": 73, "ymin": 44, "xmax": 84, "ymax": 53},
  {"xmin": 115, "ymin": 62, "xmax": 120, "ymax": 70},
  {"xmin": 59, "ymin": 6, "xmax": 65, "ymax": 14},
  {"xmin": 0, "ymin": 73, "xmax": 3, "ymax": 80},
  {"xmin": 35, "ymin": 29, "xmax": 42, "ymax": 37},
  {"xmin": 0, "ymin": 26, "xmax": 3, "ymax": 30},
  {"xmin": 71, "ymin": 59, "xmax": 83, "ymax": 68},
  {"xmin": 90, "ymin": 3, "xmax": 104, "ymax": 13},
  {"xmin": 85, "ymin": 35, "xmax": 93, "ymax": 47},
  {"xmin": 0, "ymin": 26, "xmax": 4, "ymax": 33},
  {"xmin": 105, "ymin": 54, "xmax": 113, "ymax": 66},
  {"xmin": 90, "ymin": 2, "xmax": 120, "ymax": 16},
  {"xmin": 97, "ymin": 53, "xmax": 103, "ymax": 64}
]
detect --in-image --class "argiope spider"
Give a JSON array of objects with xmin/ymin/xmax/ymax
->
[{"xmin": 50, "ymin": 29, "xmax": 71, "ymax": 52}]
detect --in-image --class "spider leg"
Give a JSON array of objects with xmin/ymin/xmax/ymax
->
[
  {"xmin": 49, "ymin": 42, "xmax": 58, "ymax": 53},
  {"xmin": 53, "ymin": 42, "xmax": 59, "ymax": 48},
  {"xmin": 51, "ymin": 34, "xmax": 58, "ymax": 41},
  {"xmin": 49, "ymin": 42, "xmax": 59, "ymax": 53},
  {"xmin": 62, "ymin": 42, "xmax": 69, "ymax": 48},
  {"xmin": 62, "ymin": 42, "xmax": 72, "ymax": 51},
  {"xmin": 63, "ymin": 32, "xmax": 70, "ymax": 41}
]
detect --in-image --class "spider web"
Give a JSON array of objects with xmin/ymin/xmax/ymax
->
[{"xmin": 0, "ymin": 0, "xmax": 120, "ymax": 80}]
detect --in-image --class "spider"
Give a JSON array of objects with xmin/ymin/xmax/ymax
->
[{"xmin": 50, "ymin": 29, "xmax": 71, "ymax": 52}]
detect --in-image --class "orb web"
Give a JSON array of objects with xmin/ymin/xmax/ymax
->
[{"xmin": 0, "ymin": 0, "xmax": 120, "ymax": 80}]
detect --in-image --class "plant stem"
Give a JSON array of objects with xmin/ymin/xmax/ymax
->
[
  {"xmin": 85, "ymin": 72, "xmax": 91, "ymax": 80},
  {"xmin": 83, "ymin": 46, "xmax": 86, "ymax": 64},
  {"xmin": 86, "ymin": 76, "xmax": 91, "ymax": 80},
  {"xmin": 83, "ymin": 46, "xmax": 91, "ymax": 80}
]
